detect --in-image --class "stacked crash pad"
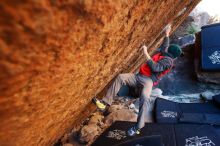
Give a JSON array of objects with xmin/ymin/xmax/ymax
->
[
  {"xmin": 201, "ymin": 23, "xmax": 220, "ymax": 70},
  {"xmin": 194, "ymin": 23, "xmax": 220, "ymax": 84}
]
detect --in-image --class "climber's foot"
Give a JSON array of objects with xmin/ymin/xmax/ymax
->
[
  {"xmin": 92, "ymin": 97, "xmax": 107, "ymax": 111},
  {"xmin": 127, "ymin": 126, "xmax": 141, "ymax": 137}
]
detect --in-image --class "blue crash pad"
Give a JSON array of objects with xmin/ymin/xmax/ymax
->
[
  {"xmin": 92, "ymin": 121, "xmax": 176, "ymax": 146},
  {"xmin": 91, "ymin": 121, "xmax": 220, "ymax": 146},
  {"xmin": 116, "ymin": 135, "xmax": 163, "ymax": 146},
  {"xmin": 201, "ymin": 23, "xmax": 220, "ymax": 70},
  {"xmin": 155, "ymin": 98, "xmax": 220, "ymax": 125},
  {"xmin": 154, "ymin": 98, "xmax": 180, "ymax": 123}
]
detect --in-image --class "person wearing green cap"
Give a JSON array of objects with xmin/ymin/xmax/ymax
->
[{"xmin": 93, "ymin": 24, "xmax": 182, "ymax": 136}]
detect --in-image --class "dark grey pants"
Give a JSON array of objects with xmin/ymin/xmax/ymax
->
[{"xmin": 102, "ymin": 73, "xmax": 153, "ymax": 129}]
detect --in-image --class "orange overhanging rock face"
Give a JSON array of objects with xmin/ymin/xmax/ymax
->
[{"xmin": 0, "ymin": 0, "xmax": 200, "ymax": 146}]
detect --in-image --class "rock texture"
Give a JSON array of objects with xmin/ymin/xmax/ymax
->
[
  {"xmin": 0, "ymin": 0, "xmax": 200, "ymax": 146},
  {"xmin": 105, "ymin": 109, "xmax": 137, "ymax": 126},
  {"xmin": 79, "ymin": 124, "xmax": 101, "ymax": 144}
]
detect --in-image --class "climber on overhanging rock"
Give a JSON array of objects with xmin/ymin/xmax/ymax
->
[{"xmin": 92, "ymin": 24, "xmax": 183, "ymax": 136}]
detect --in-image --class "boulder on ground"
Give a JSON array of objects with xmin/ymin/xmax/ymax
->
[
  {"xmin": 105, "ymin": 109, "xmax": 137, "ymax": 126},
  {"xmin": 108, "ymin": 104, "xmax": 125, "ymax": 113},
  {"xmin": 79, "ymin": 112, "xmax": 104, "ymax": 144},
  {"xmin": 195, "ymin": 59, "xmax": 220, "ymax": 84},
  {"xmin": 79, "ymin": 124, "xmax": 100, "ymax": 144},
  {"xmin": 88, "ymin": 113, "xmax": 104, "ymax": 125},
  {"xmin": 201, "ymin": 90, "xmax": 220, "ymax": 101}
]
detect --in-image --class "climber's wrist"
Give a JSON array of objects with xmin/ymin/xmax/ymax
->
[{"xmin": 145, "ymin": 53, "xmax": 151, "ymax": 60}]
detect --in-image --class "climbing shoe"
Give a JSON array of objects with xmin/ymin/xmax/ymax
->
[
  {"xmin": 92, "ymin": 97, "xmax": 106, "ymax": 111},
  {"xmin": 127, "ymin": 126, "xmax": 140, "ymax": 137}
]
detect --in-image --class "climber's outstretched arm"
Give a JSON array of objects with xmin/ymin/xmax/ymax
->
[
  {"xmin": 160, "ymin": 24, "xmax": 171, "ymax": 52},
  {"xmin": 142, "ymin": 45, "xmax": 151, "ymax": 61}
]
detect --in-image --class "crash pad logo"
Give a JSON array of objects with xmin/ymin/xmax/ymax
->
[
  {"xmin": 161, "ymin": 110, "xmax": 177, "ymax": 118},
  {"xmin": 208, "ymin": 51, "xmax": 220, "ymax": 64},
  {"xmin": 185, "ymin": 136, "xmax": 215, "ymax": 146},
  {"xmin": 106, "ymin": 129, "xmax": 126, "ymax": 140}
]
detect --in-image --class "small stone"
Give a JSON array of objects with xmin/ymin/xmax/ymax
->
[
  {"xmin": 134, "ymin": 108, "xmax": 139, "ymax": 114},
  {"xmin": 151, "ymin": 88, "xmax": 163, "ymax": 97},
  {"xmin": 201, "ymin": 91, "xmax": 215, "ymax": 100},
  {"xmin": 129, "ymin": 103, "xmax": 135, "ymax": 109}
]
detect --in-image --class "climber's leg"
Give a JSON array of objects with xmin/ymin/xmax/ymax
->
[
  {"xmin": 136, "ymin": 78, "xmax": 153, "ymax": 129},
  {"xmin": 102, "ymin": 73, "xmax": 137, "ymax": 105},
  {"xmin": 128, "ymin": 77, "xmax": 153, "ymax": 136}
]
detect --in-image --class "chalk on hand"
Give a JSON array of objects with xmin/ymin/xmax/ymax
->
[{"xmin": 165, "ymin": 24, "xmax": 172, "ymax": 31}]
